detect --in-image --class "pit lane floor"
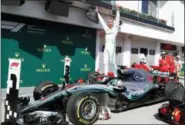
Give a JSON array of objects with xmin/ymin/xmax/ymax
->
[{"xmin": 0, "ymin": 79, "xmax": 184, "ymax": 124}]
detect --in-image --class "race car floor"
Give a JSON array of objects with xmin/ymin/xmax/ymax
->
[
  {"xmin": 96, "ymin": 103, "xmax": 167, "ymax": 124},
  {"xmin": 0, "ymin": 79, "xmax": 184, "ymax": 124}
]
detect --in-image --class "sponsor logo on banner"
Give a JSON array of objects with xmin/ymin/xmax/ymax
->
[
  {"xmin": 82, "ymin": 31, "xmax": 92, "ymax": 38},
  {"xmin": 61, "ymin": 37, "xmax": 73, "ymax": 45},
  {"xmin": 14, "ymin": 52, "xmax": 24, "ymax": 62},
  {"xmin": 81, "ymin": 48, "xmax": 90, "ymax": 55},
  {"xmin": 36, "ymin": 64, "xmax": 50, "ymax": 72},
  {"xmin": 11, "ymin": 62, "xmax": 19, "ymax": 67},
  {"xmin": 80, "ymin": 64, "xmax": 91, "ymax": 72},
  {"xmin": 37, "ymin": 45, "xmax": 51, "ymax": 52}
]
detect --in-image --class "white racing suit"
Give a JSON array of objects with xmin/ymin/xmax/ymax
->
[{"xmin": 97, "ymin": 9, "xmax": 120, "ymax": 77}]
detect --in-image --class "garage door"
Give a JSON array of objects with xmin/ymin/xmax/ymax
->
[{"xmin": 1, "ymin": 15, "xmax": 96, "ymax": 88}]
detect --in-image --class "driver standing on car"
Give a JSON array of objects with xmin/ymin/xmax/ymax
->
[{"xmin": 96, "ymin": 4, "xmax": 121, "ymax": 77}]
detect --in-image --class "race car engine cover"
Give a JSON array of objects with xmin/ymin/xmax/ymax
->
[{"xmin": 23, "ymin": 111, "xmax": 68, "ymax": 125}]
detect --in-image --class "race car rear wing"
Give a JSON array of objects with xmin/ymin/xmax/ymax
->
[{"xmin": 3, "ymin": 58, "xmax": 21, "ymax": 124}]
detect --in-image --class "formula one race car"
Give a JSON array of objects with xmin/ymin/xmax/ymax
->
[
  {"xmin": 33, "ymin": 65, "xmax": 183, "ymax": 115},
  {"xmin": 156, "ymin": 82, "xmax": 185, "ymax": 125},
  {"xmin": 3, "ymin": 59, "xmax": 183, "ymax": 125}
]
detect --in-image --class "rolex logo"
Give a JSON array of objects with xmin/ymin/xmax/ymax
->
[
  {"xmin": 67, "ymin": 37, "xmax": 69, "ymax": 41},
  {"xmin": 42, "ymin": 64, "xmax": 46, "ymax": 68},
  {"xmin": 80, "ymin": 64, "xmax": 91, "ymax": 72},
  {"xmin": 36, "ymin": 63, "xmax": 50, "ymax": 72},
  {"xmin": 37, "ymin": 44, "xmax": 51, "ymax": 52},
  {"xmin": 81, "ymin": 47, "xmax": 90, "ymax": 55},
  {"xmin": 61, "ymin": 37, "xmax": 73, "ymax": 45},
  {"xmin": 84, "ymin": 64, "xmax": 87, "ymax": 68},
  {"xmin": 82, "ymin": 30, "xmax": 92, "ymax": 38},
  {"xmin": 15, "ymin": 52, "xmax": 20, "ymax": 57}
]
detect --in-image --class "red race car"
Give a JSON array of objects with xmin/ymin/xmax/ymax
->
[{"xmin": 157, "ymin": 82, "xmax": 185, "ymax": 125}]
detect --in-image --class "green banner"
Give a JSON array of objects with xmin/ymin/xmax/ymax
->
[
  {"xmin": 1, "ymin": 20, "xmax": 96, "ymax": 88},
  {"xmin": 180, "ymin": 63, "xmax": 184, "ymax": 76}
]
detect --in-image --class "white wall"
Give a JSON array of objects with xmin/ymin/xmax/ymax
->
[
  {"xmin": 158, "ymin": 1, "xmax": 184, "ymax": 45},
  {"xmin": 116, "ymin": 1, "xmax": 140, "ymax": 12}
]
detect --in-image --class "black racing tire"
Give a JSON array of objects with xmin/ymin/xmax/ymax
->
[
  {"xmin": 33, "ymin": 81, "xmax": 59, "ymax": 101},
  {"xmin": 66, "ymin": 91, "xmax": 100, "ymax": 125},
  {"xmin": 165, "ymin": 82, "xmax": 183, "ymax": 96},
  {"xmin": 164, "ymin": 82, "xmax": 184, "ymax": 102}
]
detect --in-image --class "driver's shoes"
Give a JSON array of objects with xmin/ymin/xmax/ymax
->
[{"xmin": 98, "ymin": 106, "xmax": 111, "ymax": 120}]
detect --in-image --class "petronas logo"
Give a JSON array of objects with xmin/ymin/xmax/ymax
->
[
  {"xmin": 15, "ymin": 52, "xmax": 20, "ymax": 57},
  {"xmin": 37, "ymin": 44, "xmax": 51, "ymax": 52},
  {"xmin": 36, "ymin": 63, "xmax": 50, "ymax": 72},
  {"xmin": 80, "ymin": 64, "xmax": 91, "ymax": 72},
  {"xmin": 81, "ymin": 47, "xmax": 90, "ymax": 55},
  {"xmin": 61, "ymin": 36, "xmax": 73, "ymax": 45}
]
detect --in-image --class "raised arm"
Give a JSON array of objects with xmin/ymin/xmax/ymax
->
[
  {"xmin": 114, "ymin": 5, "xmax": 120, "ymax": 28},
  {"xmin": 96, "ymin": 7, "xmax": 108, "ymax": 31}
]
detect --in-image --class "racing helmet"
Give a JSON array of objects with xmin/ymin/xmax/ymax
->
[
  {"xmin": 176, "ymin": 55, "xmax": 180, "ymax": 59},
  {"xmin": 139, "ymin": 54, "xmax": 147, "ymax": 63}
]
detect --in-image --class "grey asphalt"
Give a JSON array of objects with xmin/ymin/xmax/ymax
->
[{"xmin": 0, "ymin": 79, "xmax": 184, "ymax": 124}]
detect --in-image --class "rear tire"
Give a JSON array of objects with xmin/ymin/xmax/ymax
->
[
  {"xmin": 165, "ymin": 82, "xmax": 183, "ymax": 96},
  {"xmin": 33, "ymin": 81, "xmax": 59, "ymax": 100},
  {"xmin": 66, "ymin": 91, "xmax": 100, "ymax": 125}
]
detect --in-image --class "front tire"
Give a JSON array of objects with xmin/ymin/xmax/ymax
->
[
  {"xmin": 66, "ymin": 92, "xmax": 100, "ymax": 125},
  {"xmin": 33, "ymin": 81, "xmax": 59, "ymax": 100}
]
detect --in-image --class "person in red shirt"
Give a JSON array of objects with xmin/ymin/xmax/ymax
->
[
  {"xmin": 132, "ymin": 54, "xmax": 152, "ymax": 72},
  {"xmin": 157, "ymin": 52, "xmax": 169, "ymax": 83}
]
